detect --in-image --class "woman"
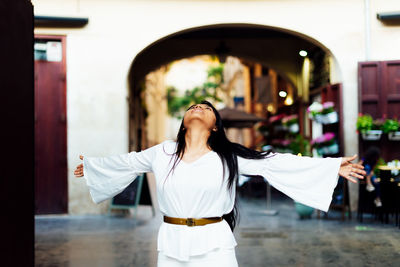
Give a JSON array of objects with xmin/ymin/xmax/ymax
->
[{"xmin": 74, "ymin": 100, "xmax": 365, "ymax": 266}]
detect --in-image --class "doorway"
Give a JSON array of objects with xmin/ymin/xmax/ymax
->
[{"xmin": 34, "ymin": 35, "xmax": 68, "ymax": 214}]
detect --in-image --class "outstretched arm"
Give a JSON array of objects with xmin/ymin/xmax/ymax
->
[
  {"xmin": 74, "ymin": 142, "xmax": 163, "ymax": 204},
  {"xmin": 238, "ymin": 153, "xmax": 364, "ymax": 212}
]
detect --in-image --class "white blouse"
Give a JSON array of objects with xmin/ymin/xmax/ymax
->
[{"xmin": 83, "ymin": 140, "xmax": 341, "ymax": 261}]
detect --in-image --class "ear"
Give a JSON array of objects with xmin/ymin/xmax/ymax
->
[{"xmin": 212, "ymin": 127, "xmax": 217, "ymax": 131}]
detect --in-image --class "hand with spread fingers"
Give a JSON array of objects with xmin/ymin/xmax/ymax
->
[
  {"xmin": 339, "ymin": 154, "xmax": 366, "ymax": 183},
  {"xmin": 74, "ymin": 155, "xmax": 84, "ymax": 178}
]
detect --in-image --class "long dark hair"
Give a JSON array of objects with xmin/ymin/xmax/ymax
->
[
  {"xmin": 167, "ymin": 100, "xmax": 272, "ymax": 231},
  {"xmin": 362, "ymin": 146, "xmax": 380, "ymax": 168}
]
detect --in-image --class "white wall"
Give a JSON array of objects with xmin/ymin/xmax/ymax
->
[{"xmin": 33, "ymin": 0, "xmax": 400, "ymax": 213}]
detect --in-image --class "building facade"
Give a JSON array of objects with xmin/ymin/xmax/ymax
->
[{"xmin": 32, "ymin": 0, "xmax": 400, "ymax": 214}]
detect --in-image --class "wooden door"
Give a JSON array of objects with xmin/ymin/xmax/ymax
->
[
  {"xmin": 358, "ymin": 60, "xmax": 400, "ymax": 161},
  {"xmin": 34, "ymin": 35, "xmax": 68, "ymax": 214},
  {"xmin": 358, "ymin": 61, "xmax": 383, "ymax": 118},
  {"xmin": 382, "ymin": 61, "xmax": 400, "ymax": 118}
]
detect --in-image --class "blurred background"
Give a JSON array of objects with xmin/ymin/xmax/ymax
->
[{"xmin": 31, "ymin": 0, "xmax": 400, "ymax": 266}]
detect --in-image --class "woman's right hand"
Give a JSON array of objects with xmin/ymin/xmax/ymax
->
[{"xmin": 74, "ymin": 155, "xmax": 84, "ymax": 177}]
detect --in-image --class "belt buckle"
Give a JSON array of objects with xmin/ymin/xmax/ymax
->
[{"xmin": 186, "ymin": 218, "xmax": 195, "ymax": 226}]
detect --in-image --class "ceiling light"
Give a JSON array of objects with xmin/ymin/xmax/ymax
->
[
  {"xmin": 299, "ymin": 50, "xmax": 308, "ymax": 57},
  {"xmin": 279, "ymin": 90, "xmax": 287, "ymax": 98},
  {"xmin": 284, "ymin": 96, "xmax": 293, "ymax": 105}
]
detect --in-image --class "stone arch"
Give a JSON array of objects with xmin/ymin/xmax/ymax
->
[{"xmin": 127, "ymin": 23, "xmax": 341, "ymax": 149}]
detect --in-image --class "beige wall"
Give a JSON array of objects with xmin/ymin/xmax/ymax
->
[{"xmin": 33, "ymin": 0, "xmax": 400, "ymax": 214}]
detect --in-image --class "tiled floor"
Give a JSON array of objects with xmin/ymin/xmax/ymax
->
[{"xmin": 35, "ymin": 196, "xmax": 400, "ymax": 267}]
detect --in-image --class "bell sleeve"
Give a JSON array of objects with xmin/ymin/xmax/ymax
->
[
  {"xmin": 238, "ymin": 153, "xmax": 342, "ymax": 212},
  {"xmin": 82, "ymin": 143, "xmax": 160, "ymax": 204}
]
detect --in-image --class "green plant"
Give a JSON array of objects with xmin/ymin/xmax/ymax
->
[
  {"xmin": 382, "ymin": 119, "xmax": 400, "ymax": 133},
  {"xmin": 166, "ymin": 64, "xmax": 224, "ymax": 118},
  {"xmin": 307, "ymin": 102, "xmax": 323, "ymax": 117},
  {"xmin": 282, "ymin": 114, "xmax": 298, "ymax": 126},
  {"xmin": 288, "ymin": 134, "xmax": 311, "ymax": 156},
  {"xmin": 311, "ymin": 132, "xmax": 336, "ymax": 148},
  {"xmin": 356, "ymin": 114, "xmax": 373, "ymax": 133},
  {"xmin": 321, "ymin": 102, "xmax": 335, "ymax": 114}
]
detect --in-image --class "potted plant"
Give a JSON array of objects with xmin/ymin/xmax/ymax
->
[
  {"xmin": 311, "ymin": 132, "xmax": 339, "ymax": 155},
  {"xmin": 307, "ymin": 102, "xmax": 323, "ymax": 123},
  {"xmin": 356, "ymin": 114, "xmax": 383, "ymax": 140},
  {"xmin": 382, "ymin": 118, "xmax": 400, "ymax": 141},
  {"xmin": 288, "ymin": 134, "xmax": 311, "ymax": 156},
  {"xmin": 320, "ymin": 101, "xmax": 338, "ymax": 124},
  {"xmin": 294, "ymin": 201, "xmax": 314, "ymax": 219},
  {"xmin": 269, "ymin": 114, "xmax": 286, "ymax": 132},
  {"xmin": 271, "ymin": 139, "xmax": 293, "ymax": 153},
  {"xmin": 282, "ymin": 114, "xmax": 299, "ymax": 133}
]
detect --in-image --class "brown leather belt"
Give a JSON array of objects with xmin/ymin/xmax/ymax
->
[{"xmin": 163, "ymin": 216, "xmax": 222, "ymax": 227}]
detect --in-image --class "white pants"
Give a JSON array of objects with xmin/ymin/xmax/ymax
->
[{"xmin": 157, "ymin": 247, "xmax": 238, "ymax": 267}]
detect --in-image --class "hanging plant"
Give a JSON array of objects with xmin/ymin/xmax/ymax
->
[
  {"xmin": 269, "ymin": 114, "xmax": 285, "ymax": 124},
  {"xmin": 357, "ymin": 114, "xmax": 384, "ymax": 141},
  {"xmin": 307, "ymin": 101, "xmax": 338, "ymax": 124},
  {"xmin": 282, "ymin": 114, "xmax": 299, "ymax": 126},
  {"xmin": 282, "ymin": 114, "xmax": 299, "ymax": 133},
  {"xmin": 356, "ymin": 114, "xmax": 373, "ymax": 133},
  {"xmin": 383, "ymin": 118, "xmax": 400, "ymax": 141},
  {"xmin": 382, "ymin": 119, "xmax": 399, "ymax": 133},
  {"xmin": 321, "ymin": 102, "xmax": 335, "ymax": 114},
  {"xmin": 320, "ymin": 102, "xmax": 338, "ymax": 124},
  {"xmin": 311, "ymin": 132, "xmax": 339, "ymax": 155},
  {"xmin": 307, "ymin": 102, "xmax": 323, "ymax": 120},
  {"xmin": 268, "ymin": 114, "xmax": 286, "ymax": 132}
]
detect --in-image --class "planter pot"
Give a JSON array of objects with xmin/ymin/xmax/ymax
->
[
  {"xmin": 314, "ymin": 114, "xmax": 324, "ymax": 123},
  {"xmin": 317, "ymin": 143, "xmax": 339, "ymax": 155},
  {"xmin": 294, "ymin": 201, "xmax": 314, "ymax": 219},
  {"xmin": 361, "ymin": 130, "xmax": 382, "ymax": 141},
  {"xmin": 288, "ymin": 123, "xmax": 299, "ymax": 133},
  {"xmin": 388, "ymin": 131, "xmax": 400, "ymax": 141},
  {"xmin": 321, "ymin": 111, "xmax": 338, "ymax": 124}
]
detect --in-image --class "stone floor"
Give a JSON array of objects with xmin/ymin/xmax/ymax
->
[{"xmin": 35, "ymin": 196, "xmax": 400, "ymax": 267}]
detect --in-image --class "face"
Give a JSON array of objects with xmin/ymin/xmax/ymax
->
[{"xmin": 183, "ymin": 104, "xmax": 217, "ymax": 131}]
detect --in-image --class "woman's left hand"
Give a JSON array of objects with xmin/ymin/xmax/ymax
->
[{"xmin": 339, "ymin": 154, "xmax": 366, "ymax": 183}]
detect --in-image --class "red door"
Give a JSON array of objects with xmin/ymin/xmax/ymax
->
[
  {"xmin": 34, "ymin": 35, "xmax": 68, "ymax": 214},
  {"xmin": 382, "ymin": 61, "xmax": 400, "ymax": 118},
  {"xmin": 358, "ymin": 60, "xmax": 400, "ymax": 161}
]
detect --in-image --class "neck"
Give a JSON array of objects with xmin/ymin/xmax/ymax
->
[{"xmin": 184, "ymin": 125, "xmax": 211, "ymax": 152}]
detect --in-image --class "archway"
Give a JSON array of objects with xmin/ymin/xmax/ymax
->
[{"xmin": 127, "ymin": 23, "xmax": 341, "ymax": 151}]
